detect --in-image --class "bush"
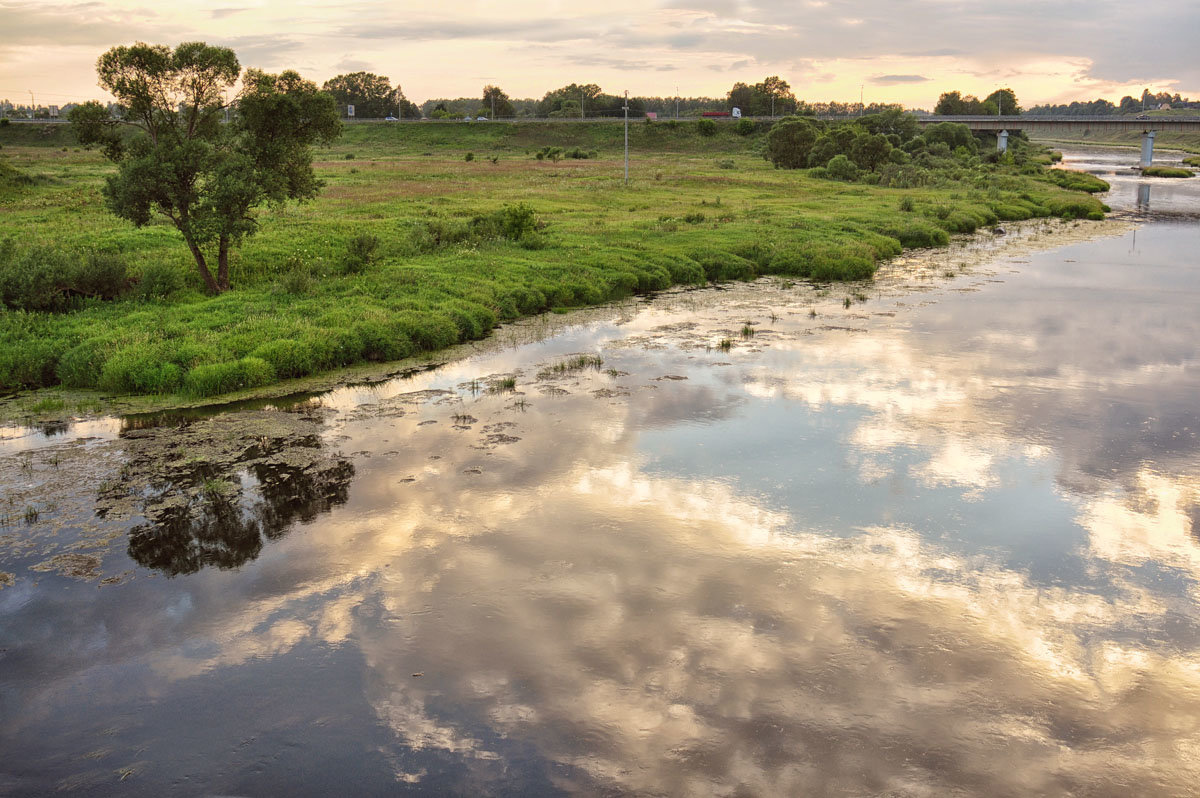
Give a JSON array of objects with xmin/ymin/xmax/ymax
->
[
  {"xmin": 278, "ymin": 258, "xmax": 314, "ymax": 295},
  {"xmin": 898, "ymin": 196, "xmax": 915, "ymax": 212},
  {"xmin": 735, "ymin": 118, "xmax": 754, "ymax": 136},
  {"xmin": 343, "ymin": 233, "xmax": 380, "ymax": 273},
  {"xmin": 137, "ymin": 261, "xmax": 184, "ymax": 300},
  {"xmin": 696, "ymin": 119, "xmax": 717, "ymax": 137},
  {"xmin": 765, "ymin": 119, "xmax": 819, "ymax": 169},
  {"xmin": 464, "ymin": 152, "xmax": 475, "ymax": 162},
  {"xmin": 183, "ymin": 357, "xmax": 275, "ymax": 397},
  {"xmin": 0, "ymin": 245, "xmax": 129, "ymax": 311},
  {"xmin": 717, "ymin": 158, "xmax": 735, "ymax": 169},
  {"xmin": 826, "ymin": 155, "xmax": 859, "ymax": 181},
  {"xmin": 74, "ymin": 250, "xmax": 128, "ymax": 299}
]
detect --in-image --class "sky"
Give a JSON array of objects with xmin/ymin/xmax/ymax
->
[{"xmin": 1, "ymin": 0, "xmax": 1197, "ymax": 109}]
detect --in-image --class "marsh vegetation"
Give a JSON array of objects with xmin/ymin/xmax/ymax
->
[{"xmin": 1, "ymin": 118, "xmax": 1106, "ymax": 402}]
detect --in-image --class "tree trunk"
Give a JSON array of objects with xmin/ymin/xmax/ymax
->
[
  {"xmin": 216, "ymin": 235, "xmax": 231, "ymax": 292},
  {"xmin": 184, "ymin": 238, "xmax": 221, "ymax": 294}
]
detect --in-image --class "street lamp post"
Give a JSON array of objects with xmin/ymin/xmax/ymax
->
[
  {"xmin": 28, "ymin": 90, "xmax": 34, "ymax": 119},
  {"xmin": 623, "ymin": 90, "xmax": 629, "ymax": 185}
]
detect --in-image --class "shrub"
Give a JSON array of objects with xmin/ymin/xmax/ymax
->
[
  {"xmin": 765, "ymin": 119, "xmax": 819, "ymax": 169},
  {"xmin": 183, "ymin": 357, "xmax": 274, "ymax": 397},
  {"xmin": 716, "ymin": 158, "xmax": 735, "ymax": 169},
  {"xmin": 0, "ymin": 245, "xmax": 128, "ymax": 311},
  {"xmin": 278, "ymin": 258, "xmax": 314, "ymax": 294},
  {"xmin": 898, "ymin": 196, "xmax": 915, "ymax": 212},
  {"xmin": 826, "ymin": 154, "xmax": 859, "ymax": 181},
  {"xmin": 343, "ymin": 233, "xmax": 380, "ymax": 273},
  {"xmin": 137, "ymin": 261, "xmax": 184, "ymax": 300},
  {"xmin": 696, "ymin": 119, "xmax": 717, "ymax": 137},
  {"xmin": 74, "ymin": 250, "xmax": 128, "ymax": 299},
  {"xmin": 464, "ymin": 152, "xmax": 474, "ymax": 162},
  {"xmin": 735, "ymin": 118, "xmax": 754, "ymax": 136}
]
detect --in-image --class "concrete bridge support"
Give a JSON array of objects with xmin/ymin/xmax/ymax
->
[
  {"xmin": 1140, "ymin": 130, "xmax": 1156, "ymax": 168},
  {"xmin": 997, "ymin": 129, "xmax": 1009, "ymax": 154}
]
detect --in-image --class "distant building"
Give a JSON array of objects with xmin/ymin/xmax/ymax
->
[{"xmin": 646, "ymin": 112, "xmax": 657, "ymax": 120}]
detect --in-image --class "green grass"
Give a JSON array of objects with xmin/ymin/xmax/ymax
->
[
  {"xmin": 1183, "ymin": 156, "xmax": 1200, "ymax": 168},
  {"xmin": 1143, "ymin": 166, "xmax": 1194, "ymax": 178},
  {"xmin": 0, "ymin": 121, "xmax": 1107, "ymax": 399}
]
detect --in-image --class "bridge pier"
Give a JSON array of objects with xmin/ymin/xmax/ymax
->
[
  {"xmin": 997, "ymin": 129, "xmax": 1009, "ymax": 154},
  {"xmin": 1140, "ymin": 130, "xmax": 1156, "ymax": 168}
]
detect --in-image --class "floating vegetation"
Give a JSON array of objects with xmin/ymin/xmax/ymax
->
[
  {"xmin": 740, "ymin": 325, "xmax": 755, "ymax": 339},
  {"xmin": 717, "ymin": 338, "xmax": 733, "ymax": 351},
  {"xmin": 538, "ymin": 354, "xmax": 603, "ymax": 378},
  {"xmin": 488, "ymin": 376, "xmax": 517, "ymax": 393}
]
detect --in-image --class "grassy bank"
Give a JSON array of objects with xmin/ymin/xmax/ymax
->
[
  {"xmin": 1032, "ymin": 129, "xmax": 1200, "ymax": 153},
  {"xmin": 1, "ymin": 120, "xmax": 1106, "ymax": 401}
]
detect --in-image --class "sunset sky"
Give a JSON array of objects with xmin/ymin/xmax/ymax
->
[{"xmin": 2, "ymin": 0, "xmax": 1196, "ymax": 108}]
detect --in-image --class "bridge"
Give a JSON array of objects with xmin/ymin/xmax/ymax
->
[{"xmin": 919, "ymin": 115, "xmax": 1200, "ymax": 167}]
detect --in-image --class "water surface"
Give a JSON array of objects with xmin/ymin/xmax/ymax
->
[{"xmin": 2, "ymin": 149, "xmax": 1199, "ymax": 796}]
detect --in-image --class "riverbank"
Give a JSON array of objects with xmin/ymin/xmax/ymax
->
[
  {"xmin": 1, "ymin": 121, "xmax": 1106, "ymax": 406},
  {"xmin": 0, "ymin": 215, "xmax": 1126, "ymax": 431}
]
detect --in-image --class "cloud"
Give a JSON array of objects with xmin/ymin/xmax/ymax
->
[{"xmin": 871, "ymin": 73, "xmax": 930, "ymax": 84}]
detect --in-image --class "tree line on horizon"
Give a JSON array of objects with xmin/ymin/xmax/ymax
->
[{"xmin": 295, "ymin": 72, "xmax": 908, "ymax": 120}]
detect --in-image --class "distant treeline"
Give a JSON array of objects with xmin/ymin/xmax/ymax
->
[{"xmin": 1026, "ymin": 91, "xmax": 1199, "ymax": 116}]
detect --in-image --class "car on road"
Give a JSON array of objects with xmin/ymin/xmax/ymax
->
[
  {"xmin": 384, "ymin": 116, "xmax": 398, "ymax": 122},
  {"xmin": 476, "ymin": 116, "xmax": 488, "ymax": 121}
]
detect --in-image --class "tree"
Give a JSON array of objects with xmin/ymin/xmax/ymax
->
[
  {"xmin": 983, "ymin": 88, "xmax": 1021, "ymax": 115},
  {"xmin": 322, "ymin": 71, "xmax": 398, "ymax": 118},
  {"xmin": 848, "ymin": 132, "xmax": 893, "ymax": 171},
  {"xmin": 765, "ymin": 118, "xmax": 819, "ymax": 168},
  {"xmin": 727, "ymin": 76, "xmax": 796, "ymax": 116},
  {"xmin": 71, "ymin": 42, "xmax": 340, "ymax": 294},
  {"xmin": 481, "ymin": 85, "xmax": 515, "ymax": 119},
  {"xmin": 538, "ymin": 83, "xmax": 603, "ymax": 117},
  {"xmin": 755, "ymin": 76, "xmax": 795, "ymax": 116}
]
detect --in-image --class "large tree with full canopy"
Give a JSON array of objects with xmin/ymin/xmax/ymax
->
[{"xmin": 70, "ymin": 42, "xmax": 340, "ymax": 293}]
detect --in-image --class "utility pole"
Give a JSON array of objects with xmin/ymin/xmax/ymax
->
[
  {"xmin": 859, "ymin": 85, "xmax": 863, "ymax": 117},
  {"xmin": 676, "ymin": 86, "xmax": 679, "ymax": 119},
  {"xmin": 28, "ymin": 89, "xmax": 34, "ymax": 119},
  {"xmin": 491, "ymin": 92, "xmax": 496, "ymax": 120},
  {"xmin": 623, "ymin": 90, "xmax": 629, "ymax": 185},
  {"xmin": 581, "ymin": 88, "xmax": 585, "ymax": 120}
]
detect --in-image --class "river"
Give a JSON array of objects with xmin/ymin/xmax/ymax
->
[{"xmin": 1, "ymin": 147, "xmax": 1198, "ymax": 796}]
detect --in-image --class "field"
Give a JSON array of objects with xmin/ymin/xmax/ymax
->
[{"xmin": 0, "ymin": 119, "xmax": 1107, "ymax": 407}]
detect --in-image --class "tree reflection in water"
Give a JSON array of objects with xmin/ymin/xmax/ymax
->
[
  {"xmin": 94, "ymin": 409, "xmax": 355, "ymax": 576},
  {"xmin": 127, "ymin": 460, "xmax": 354, "ymax": 575}
]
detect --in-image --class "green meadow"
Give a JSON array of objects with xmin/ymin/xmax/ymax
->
[{"xmin": 1, "ymin": 119, "xmax": 1107, "ymax": 404}]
